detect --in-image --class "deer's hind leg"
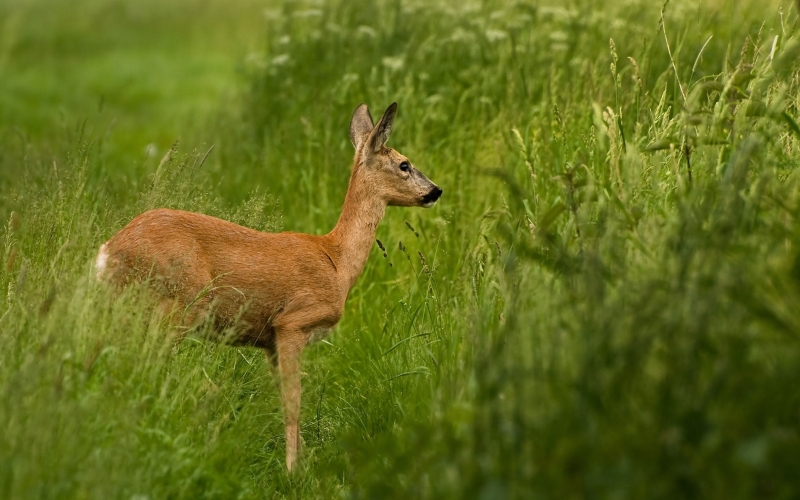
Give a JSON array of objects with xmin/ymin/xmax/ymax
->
[
  {"xmin": 155, "ymin": 281, "xmax": 213, "ymax": 352},
  {"xmin": 155, "ymin": 296, "xmax": 190, "ymax": 345}
]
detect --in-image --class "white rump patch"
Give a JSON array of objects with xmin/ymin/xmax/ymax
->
[{"xmin": 95, "ymin": 243, "xmax": 109, "ymax": 279}]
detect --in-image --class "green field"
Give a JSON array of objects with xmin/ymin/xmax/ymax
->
[{"xmin": 2, "ymin": 0, "xmax": 800, "ymax": 497}]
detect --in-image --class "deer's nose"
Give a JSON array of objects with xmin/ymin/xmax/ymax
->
[{"xmin": 422, "ymin": 186, "xmax": 443, "ymax": 205}]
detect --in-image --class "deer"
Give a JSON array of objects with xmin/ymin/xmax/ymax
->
[{"xmin": 94, "ymin": 102, "xmax": 442, "ymax": 471}]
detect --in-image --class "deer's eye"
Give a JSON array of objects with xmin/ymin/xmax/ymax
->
[{"xmin": 399, "ymin": 161, "xmax": 410, "ymax": 172}]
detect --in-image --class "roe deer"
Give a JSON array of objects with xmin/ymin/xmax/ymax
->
[{"xmin": 95, "ymin": 102, "xmax": 442, "ymax": 471}]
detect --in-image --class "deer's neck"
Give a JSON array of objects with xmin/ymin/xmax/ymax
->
[{"xmin": 325, "ymin": 170, "xmax": 386, "ymax": 290}]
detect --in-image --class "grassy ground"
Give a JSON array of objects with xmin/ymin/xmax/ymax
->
[
  {"xmin": 2, "ymin": 0, "xmax": 800, "ymax": 498},
  {"xmin": 0, "ymin": 0, "xmax": 265, "ymax": 190}
]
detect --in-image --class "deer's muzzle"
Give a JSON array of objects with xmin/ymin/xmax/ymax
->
[{"xmin": 422, "ymin": 186, "xmax": 443, "ymax": 207}]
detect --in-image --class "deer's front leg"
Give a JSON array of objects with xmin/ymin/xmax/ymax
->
[{"xmin": 276, "ymin": 332, "xmax": 305, "ymax": 472}]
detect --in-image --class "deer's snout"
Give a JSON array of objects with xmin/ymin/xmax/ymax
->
[{"xmin": 422, "ymin": 186, "xmax": 443, "ymax": 207}]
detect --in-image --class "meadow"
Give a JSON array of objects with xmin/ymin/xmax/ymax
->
[{"xmin": 2, "ymin": 0, "xmax": 800, "ymax": 497}]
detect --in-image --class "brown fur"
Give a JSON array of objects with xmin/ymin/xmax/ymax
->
[{"xmin": 96, "ymin": 102, "xmax": 441, "ymax": 471}]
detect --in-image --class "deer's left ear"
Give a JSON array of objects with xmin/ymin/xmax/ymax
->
[
  {"xmin": 367, "ymin": 102, "xmax": 397, "ymax": 154},
  {"xmin": 350, "ymin": 103, "xmax": 375, "ymax": 150}
]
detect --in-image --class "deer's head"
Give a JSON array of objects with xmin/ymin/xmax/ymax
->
[{"xmin": 349, "ymin": 103, "xmax": 442, "ymax": 208}]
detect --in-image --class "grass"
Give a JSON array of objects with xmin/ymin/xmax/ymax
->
[{"xmin": 2, "ymin": 0, "xmax": 800, "ymax": 498}]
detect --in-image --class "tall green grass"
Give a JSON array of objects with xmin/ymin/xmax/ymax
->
[{"xmin": 2, "ymin": 0, "xmax": 800, "ymax": 498}]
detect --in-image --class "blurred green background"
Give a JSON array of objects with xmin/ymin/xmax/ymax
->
[{"xmin": 2, "ymin": 0, "xmax": 800, "ymax": 498}]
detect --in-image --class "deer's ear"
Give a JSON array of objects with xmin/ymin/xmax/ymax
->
[
  {"xmin": 350, "ymin": 104, "xmax": 374, "ymax": 149},
  {"xmin": 367, "ymin": 102, "xmax": 397, "ymax": 154}
]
